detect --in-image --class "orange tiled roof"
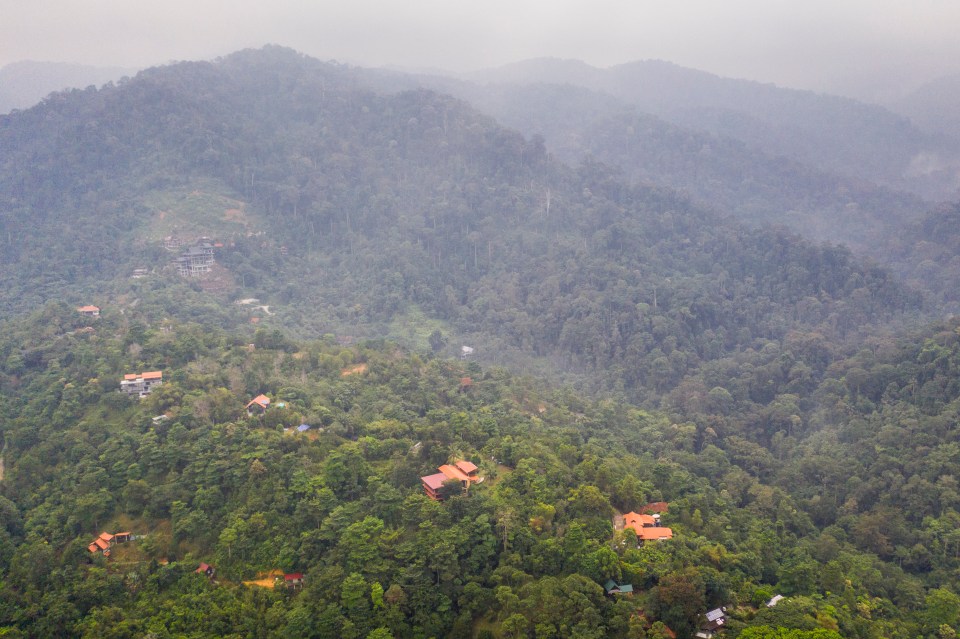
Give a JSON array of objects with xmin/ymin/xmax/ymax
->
[
  {"xmin": 247, "ymin": 394, "xmax": 270, "ymax": 409},
  {"xmin": 634, "ymin": 526, "xmax": 673, "ymax": 540},
  {"xmin": 624, "ymin": 512, "xmax": 672, "ymax": 539},
  {"xmin": 421, "ymin": 472, "xmax": 448, "ymax": 490},
  {"xmin": 456, "ymin": 460, "xmax": 478, "ymax": 474},
  {"xmin": 141, "ymin": 371, "xmax": 163, "ymax": 380},
  {"xmin": 438, "ymin": 464, "xmax": 471, "ymax": 482},
  {"xmin": 99, "ymin": 532, "xmax": 114, "ymax": 541},
  {"xmin": 88, "ymin": 543, "xmax": 100, "ymax": 553},
  {"xmin": 623, "ymin": 512, "xmax": 657, "ymax": 529},
  {"xmin": 77, "ymin": 305, "xmax": 100, "ymax": 312},
  {"xmin": 123, "ymin": 374, "xmax": 139, "ymax": 380},
  {"xmin": 94, "ymin": 538, "xmax": 110, "ymax": 550}
]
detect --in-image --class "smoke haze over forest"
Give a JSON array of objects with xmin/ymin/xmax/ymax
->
[{"xmin": 4, "ymin": 0, "xmax": 960, "ymax": 101}]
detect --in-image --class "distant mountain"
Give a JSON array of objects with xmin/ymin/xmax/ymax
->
[
  {"xmin": 356, "ymin": 67, "xmax": 929, "ymax": 254},
  {"xmin": 892, "ymin": 72, "xmax": 960, "ymax": 141},
  {"xmin": 463, "ymin": 58, "xmax": 960, "ymax": 202},
  {"xmin": 0, "ymin": 60, "xmax": 136, "ymax": 113},
  {"xmin": 0, "ymin": 46, "xmax": 924, "ymax": 401}
]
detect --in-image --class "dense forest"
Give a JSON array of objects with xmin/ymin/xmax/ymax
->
[
  {"xmin": 0, "ymin": 46, "xmax": 928, "ymax": 403},
  {"xmin": 1, "ymin": 303, "xmax": 960, "ymax": 638},
  {"xmin": 2, "ymin": 46, "xmax": 960, "ymax": 638}
]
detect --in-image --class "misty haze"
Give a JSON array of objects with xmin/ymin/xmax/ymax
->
[{"xmin": 2, "ymin": 4, "xmax": 960, "ymax": 638}]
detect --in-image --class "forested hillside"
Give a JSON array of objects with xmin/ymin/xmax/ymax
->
[
  {"xmin": 357, "ymin": 72, "xmax": 928, "ymax": 253},
  {"xmin": 1, "ymin": 303, "xmax": 960, "ymax": 638},
  {"xmin": 0, "ymin": 46, "xmax": 926, "ymax": 406},
  {"xmin": 464, "ymin": 58, "xmax": 960, "ymax": 201},
  {"xmin": 3, "ymin": 46, "xmax": 960, "ymax": 638},
  {"xmin": 0, "ymin": 61, "xmax": 135, "ymax": 114}
]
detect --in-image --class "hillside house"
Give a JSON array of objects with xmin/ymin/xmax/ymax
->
[
  {"xmin": 694, "ymin": 608, "xmax": 727, "ymax": 638},
  {"xmin": 603, "ymin": 580, "xmax": 634, "ymax": 596},
  {"xmin": 120, "ymin": 371, "xmax": 163, "ymax": 398},
  {"xmin": 246, "ymin": 394, "xmax": 271, "ymax": 415},
  {"xmin": 284, "ymin": 573, "xmax": 304, "ymax": 590},
  {"xmin": 196, "ymin": 563, "xmax": 216, "ymax": 578},
  {"xmin": 623, "ymin": 511, "xmax": 673, "ymax": 541},
  {"xmin": 77, "ymin": 305, "xmax": 100, "ymax": 317},
  {"xmin": 87, "ymin": 531, "xmax": 132, "ymax": 556},
  {"xmin": 421, "ymin": 460, "xmax": 482, "ymax": 500},
  {"xmin": 175, "ymin": 242, "xmax": 215, "ymax": 277}
]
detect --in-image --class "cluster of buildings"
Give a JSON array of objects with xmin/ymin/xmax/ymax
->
[
  {"xmin": 622, "ymin": 504, "xmax": 673, "ymax": 542},
  {"xmin": 87, "ymin": 531, "xmax": 132, "ymax": 556}
]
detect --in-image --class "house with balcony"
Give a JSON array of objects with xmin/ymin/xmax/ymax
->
[
  {"xmin": 421, "ymin": 460, "xmax": 482, "ymax": 500},
  {"xmin": 120, "ymin": 371, "xmax": 163, "ymax": 398}
]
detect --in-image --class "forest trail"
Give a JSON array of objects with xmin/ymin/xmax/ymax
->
[{"xmin": 0, "ymin": 436, "xmax": 6, "ymax": 481}]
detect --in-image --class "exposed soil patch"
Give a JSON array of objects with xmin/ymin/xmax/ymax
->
[
  {"xmin": 243, "ymin": 570, "xmax": 283, "ymax": 589},
  {"xmin": 341, "ymin": 363, "xmax": 368, "ymax": 376}
]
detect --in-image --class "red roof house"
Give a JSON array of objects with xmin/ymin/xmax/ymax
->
[
  {"xmin": 623, "ymin": 511, "xmax": 673, "ymax": 541},
  {"xmin": 246, "ymin": 394, "xmax": 271, "ymax": 415},
  {"xmin": 284, "ymin": 573, "xmax": 304, "ymax": 589},
  {"xmin": 421, "ymin": 460, "xmax": 482, "ymax": 500}
]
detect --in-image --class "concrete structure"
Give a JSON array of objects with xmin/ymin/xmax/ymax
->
[{"xmin": 120, "ymin": 371, "xmax": 163, "ymax": 398}]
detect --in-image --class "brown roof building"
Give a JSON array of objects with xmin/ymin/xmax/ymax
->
[{"xmin": 421, "ymin": 460, "xmax": 482, "ymax": 500}]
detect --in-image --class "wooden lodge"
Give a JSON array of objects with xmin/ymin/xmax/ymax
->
[{"xmin": 421, "ymin": 460, "xmax": 482, "ymax": 500}]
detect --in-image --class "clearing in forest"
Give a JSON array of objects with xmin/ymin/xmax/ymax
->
[
  {"xmin": 341, "ymin": 363, "xmax": 367, "ymax": 376},
  {"xmin": 243, "ymin": 570, "xmax": 283, "ymax": 589}
]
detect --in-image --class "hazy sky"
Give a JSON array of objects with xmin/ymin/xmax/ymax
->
[{"xmin": 3, "ymin": 0, "xmax": 960, "ymax": 100}]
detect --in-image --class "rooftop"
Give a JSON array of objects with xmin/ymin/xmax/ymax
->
[
  {"xmin": 421, "ymin": 472, "xmax": 449, "ymax": 491},
  {"xmin": 247, "ymin": 394, "xmax": 271, "ymax": 409}
]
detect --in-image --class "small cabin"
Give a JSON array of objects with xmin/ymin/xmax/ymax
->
[
  {"xmin": 284, "ymin": 573, "xmax": 304, "ymax": 589},
  {"xmin": 603, "ymin": 579, "xmax": 634, "ymax": 596},
  {"xmin": 77, "ymin": 305, "xmax": 100, "ymax": 317},
  {"xmin": 704, "ymin": 607, "xmax": 727, "ymax": 631},
  {"xmin": 246, "ymin": 394, "xmax": 271, "ymax": 415},
  {"xmin": 195, "ymin": 562, "xmax": 215, "ymax": 578}
]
